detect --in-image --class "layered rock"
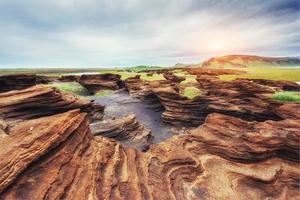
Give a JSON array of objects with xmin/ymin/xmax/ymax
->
[
  {"xmin": 0, "ymin": 74, "xmax": 52, "ymax": 93},
  {"xmin": 79, "ymin": 73, "xmax": 124, "ymax": 94},
  {"xmin": 239, "ymin": 78, "xmax": 300, "ymax": 91},
  {"xmin": 0, "ymin": 109, "xmax": 298, "ymax": 199},
  {"xmin": 0, "ymin": 85, "xmax": 104, "ymax": 129},
  {"xmin": 125, "ymin": 75, "xmax": 289, "ymax": 127},
  {"xmin": 90, "ymin": 114, "xmax": 152, "ymax": 151},
  {"xmin": 58, "ymin": 75, "xmax": 80, "ymax": 82},
  {"xmin": 163, "ymin": 72, "xmax": 186, "ymax": 83}
]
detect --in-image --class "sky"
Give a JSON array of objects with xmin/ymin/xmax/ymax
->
[{"xmin": 0, "ymin": 0, "xmax": 299, "ymax": 68}]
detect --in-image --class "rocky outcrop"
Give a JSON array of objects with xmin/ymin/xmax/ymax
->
[
  {"xmin": 125, "ymin": 75, "xmax": 298, "ymax": 127},
  {"xmin": 0, "ymin": 74, "xmax": 52, "ymax": 92},
  {"xmin": 90, "ymin": 114, "xmax": 152, "ymax": 151},
  {"xmin": 0, "ymin": 109, "xmax": 298, "ymax": 199},
  {"xmin": 79, "ymin": 73, "xmax": 123, "ymax": 94},
  {"xmin": 58, "ymin": 75, "xmax": 80, "ymax": 82},
  {"xmin": 0, "ymin": 85, "xmax": 104, "ymax": 129},
  {"xmin": 163, "ymin": 72, "xmax": 185, "ymax": 83},
  {"xmin": 239, "ymin": 78, "xmax": 300, "ymax": 91}
]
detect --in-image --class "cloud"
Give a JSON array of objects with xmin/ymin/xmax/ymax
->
[{"xmin": 0, "ymin": 0, "xmax": 299, "ymax": 67}]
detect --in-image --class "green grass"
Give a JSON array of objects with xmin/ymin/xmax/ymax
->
[
  {"xmin": 99, "ymin": 69, "xmax": 165, "ymax": 81},
  {"xmin": 219, "ymin": 66, "xmax": 300, "ymax": 81},
  {"xmin": 140, "ymin": 73, "xmax": 165, "ymax": 81},
  {"xmin": 172, "ymin": 69, "xmax": 197, "ymax": 85},
  {"xmin": 183, "ymin": 87, "xmax": 202, "ymax": 99},
  {"xmin": 48, "ymin": 82, "xmax": 90, "ymax": 96},
  {"xmin": 272, "ymin": 91, "xmax": 300, "ymax": 103},
  {"xmin": 124, "ymin": 65, "xmax": 161, "ymax": 72}
]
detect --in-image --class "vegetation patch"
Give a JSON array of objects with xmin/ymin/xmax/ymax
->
[
  {"xmin": 124, "ymin": 65, "xmax": 161, "ymax": 72},
  {"xmin": 172, "ymin": 69, "xmax": 197, "ymax": 85},
  {"xmin": 140, "ymin": 73, "xmax": 165, "ymax": 81},
  {"xmin": 48, "ymin": 82, "xmax": 90, "ymax": 96},
  {"xmin": 183, "ymin": 87, "xmax": 202, "ymax": 99},
  {"xmin": 272, "ymin": 91, "xmax": 300, "ymax": 103},
  {"xmin": 219, "ymin": 66, "xmax": 300, "ymax": 81}
]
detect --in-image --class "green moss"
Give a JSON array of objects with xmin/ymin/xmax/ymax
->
[
  {"xmin": 272, "ymin": 91, "xmax": 300, "ymax": 103},
  {"xmin": 48, "ymin": 82, "xmax": 90, "ymax": 96},
  {"xmin": 183, "ymin": 87, "xmax": 201, "ymax": 99}
]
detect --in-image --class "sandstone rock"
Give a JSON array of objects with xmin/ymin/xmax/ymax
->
[
  {"xmin": 79, "ymin": 73, "xmax": 124, "ymax": 94},
  {"xmin": 0, "ymin": 109, "xmax": 88, "ymax": 193},
  {"xmin": 163, "ymin": 72, "xmax": 186, "ymax": 83},
  {"xmin": 0, "ymin": 85, "xmax": 104, "ymax": 128},
  {"xmin": 90, "ymin": 114, "xmax": 152, "ymax": 151},
  {"xmin": 0, "ymin": 110, "xmax": 298, "ymax": 199},
  {"xmin": 58, "ymin": 75, "xmax": 80, "ymax": 82},
  {"xmin": 0, "ymin": 74, "xmax": 52, "ymax": 93},
  {"xmin": 239, "ymin": 78, "xmax": 300, "ymax": 91}
]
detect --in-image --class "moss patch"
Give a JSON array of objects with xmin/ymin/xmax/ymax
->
[
  {"xmin": 272, "ymin": 91, "xmax": 300, "ymax": 103},
  {"xmin": 183, "ymin": 87, "xmax": 201, "ymax": 99},
  {"xmin": 48, "ymin": 82, "xmax": 90, "ymax": 96}
]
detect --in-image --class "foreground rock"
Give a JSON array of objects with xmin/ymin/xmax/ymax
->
[
  {"xmin": 0, "ymin": 109, "xmax": 298, "ymax": 199},
  {"xmin": 0, "ymin": 74, "xmax": 52, "ymax": 92},
  {"xmin": 90, "ymin": 114, "xmax": 152, "ymax": 151},
  {"xmin": 79, "ymin": 73, "xmax": 123, "ymax": 94},
  {"xmin": 0, "ymin": 85, "xmax": 104, "ymax": 130}
]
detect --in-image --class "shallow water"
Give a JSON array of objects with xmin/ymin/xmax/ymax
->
[{"xmin": 92, "ymin": 90, "xmax": 186, "ymax": 143}]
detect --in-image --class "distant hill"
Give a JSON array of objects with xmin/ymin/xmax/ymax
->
[{"xmin": 201, "ymin": 55, "xmax": 300, "ymax": 68}]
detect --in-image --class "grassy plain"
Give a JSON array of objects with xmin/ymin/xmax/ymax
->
[{"xmin": 218, "ymin": 66, "xmax": 300, "ymax": 81}]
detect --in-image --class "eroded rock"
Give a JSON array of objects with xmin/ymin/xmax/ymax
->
[
  {"xmin": 0, "ymin": 85, "xmax": 104, "ymax": 129},
  {"xmin": 0, "ymin": 109, "xmax": 298, "ymax": 199},
  {"xmin": 90, "ymin": 114, "xmax": 152, "ymax": 151},
  {"xmin": 79, "ymin": 73, "xmax": 124, "ymax": 94},
  {"xmin": 0, "ymin": 74, "xmax": 52, "ymax": 93}
]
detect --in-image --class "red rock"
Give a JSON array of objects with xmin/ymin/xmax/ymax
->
[
  {"xmin": 78, "ymin": 73, "xmax": 123, "ymax": 94},
  {"xmin": 0, "ymin": 85, "xmax": 104, "ymax": 128},
  {"xmin": 90, "ymin": 114, "xmax": 152, "ymax": 151},
  {"xmin": 0, "ymin": 74, "xmax": 52, "ymax": 93}
]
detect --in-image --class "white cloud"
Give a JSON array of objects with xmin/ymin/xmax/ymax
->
[{"xmin": 0, "ymin": 0, "xmax": 299, "ymax": 67}]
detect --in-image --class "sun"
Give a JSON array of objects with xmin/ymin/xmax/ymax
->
[{"xmin": 209, "ymin": 41, "xmax": 225, "ymax": 50}]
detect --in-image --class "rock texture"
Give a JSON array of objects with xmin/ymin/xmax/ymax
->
[
  {"xmin": 239, "ymin": 78, "xmax": 300, "ymax": 91},
  {"xmin": 0, "ymin": 109, "xmax": 298, "ymax": 199},
  {"xmin": 90, "ymin": 114, "xmax": 152, "ymax": 151},
  {"xmin": 79, "ymin": 73, "xmax": 124, "ymax": 94},
  {"xmin": 0, "ymin": 85, "xmax": 104, "ymax": 129},
  {"xmin": 0, "ymin": 74, "xmax": 52, "ymax": 92},
  {"xmin": 0, "ymin": 72, "xmax": 299, "ymax": 200},
  {"xmin": 125, "ymin": 75, "xmax": 292, "ymax": 127}
]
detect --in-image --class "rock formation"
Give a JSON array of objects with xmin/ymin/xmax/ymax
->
[
  {"xmin": 0, "ymin": 72, "xmax": 299, "ymax": 199},
  {"xmin": 0, "ymin": 108, "xmax": 298, "ymax": 199},
  {"xmin": 0, "ymin": 74, "xmax": 52, "ymax": 92},
  {"xmin": 90, "ymin": 114, "xmax": 152, "ymax": 151},
  {"xmin": 78, "ymin": 73, "xmax": 124, "ymax": 94},
  {"xmin": 0, "ymin": 85, "xmax": 104, "ymax": 130},
  {"xmin": 125, "ymin": 75, "xmax": 295, "ymax": 127},
  {"xmin": 239, "ymin": 78, "xmax": 300, "ymax": 91}
]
